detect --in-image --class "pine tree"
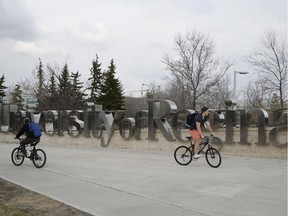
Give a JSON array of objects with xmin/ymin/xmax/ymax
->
[
  {"xmin": 47, "ymin": 72, "xmax": 58, "ymax": 110},
  {"xmin": 58, "ymin": 64, "xmax": 72, "ymax": 110},
  {"xmin": 49, "ymin": 73, "xmax": 57, "ymax": 96},
  {"xmin": 0, "ymin": 74, "xmax": 7, "ymax": 103},
  {"xmin": 37, "ymin": 58, "xmax": 45, "ymax": 92},
  {"xmin": 59, "ymin": 64, "xmax": 70, "ymax": 93},
  {"xmin": 36, "ymin": 58, "xmax": 45, "ymax": 111},
  {"xmin": 99, "ymin": 59, "xmax": 125, "ymax": 110},
  {"xmin": 71, "ymin": 71, "xmax": 86, "ymax": 109},
  {"xmin": 11, "ymin": 84, "xmax": 24, "ymax": 110},
  {"xmin": 88, "ymin": 54, "xmax": 103, "ymax": 104}
]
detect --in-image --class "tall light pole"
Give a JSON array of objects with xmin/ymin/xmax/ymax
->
[
  {"xmin": 142, "ymin": 84, "xmax": 152, "ymax": 99},
  {"xmin": 234, "ymin": 70, "xmax": 249, "ymax": 98}
]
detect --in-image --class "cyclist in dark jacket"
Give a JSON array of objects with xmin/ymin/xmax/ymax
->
[{"xmin": 15, "ymin": 118, "xmax": 40, "ymax": 157}]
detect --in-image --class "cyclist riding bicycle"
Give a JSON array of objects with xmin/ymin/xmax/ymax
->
[
  {"xmin": 189, "ymin": 107, "xmax": 214, "ymax": 159},
  {"xmin": 15, "ymin": 117, "xmax": 40, "ymax": 158}
]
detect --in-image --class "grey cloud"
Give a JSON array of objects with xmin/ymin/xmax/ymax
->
[{"xmin": 0, "ymin": 0, "xmax": 40, "ymax": 41}]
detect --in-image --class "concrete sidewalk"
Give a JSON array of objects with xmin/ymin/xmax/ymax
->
[{"xmin": 0, "ymin": 142, "xmax": 287, "ymax": 216}]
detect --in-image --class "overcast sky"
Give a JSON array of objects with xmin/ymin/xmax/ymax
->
[{"xmin": 0, "ymin": 0, "xmax": 286, "ymax": 97}]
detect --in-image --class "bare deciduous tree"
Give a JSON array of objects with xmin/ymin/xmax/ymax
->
[
  {"xmin": 246, "ymin": 30, "xmax": 287, "ymax": 108},
  {"xmin": 200, "ymin": 75, "xmax": 232, "ymax": 109},
  {"xmin": 162, "ymin": 29, "xmax": 232, "ymax": 110},
  {"xmin": 161, "ymin": 80, "xmax": 187, "ymax": 109},
  {"xmin": 243, "ymin": 81, "xmax": 270, "ymax": 109}
]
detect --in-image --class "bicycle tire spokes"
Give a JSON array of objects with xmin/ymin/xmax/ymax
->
[
  {"xmin": 181, "ymin": 154, "xmax": 190, "ymax": 159},
  {"xmin": 32, "ymin": 149, "xmax": 47, "ymax": 168},
  {"xmin": 174, "ymin": 146, "xmax": 192, "ymax": 166},
  {"xmin": 11, "ymin": 148, "xmax": 24, "ymax": 166},
  {"xmin": 205, "ymin": 148, "xmax": 221, "ymax": 168}
]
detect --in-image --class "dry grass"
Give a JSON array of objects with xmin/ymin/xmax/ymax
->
[{"xmin": 0, "ymin": 178, "xmax": 91, "ymax": 216}]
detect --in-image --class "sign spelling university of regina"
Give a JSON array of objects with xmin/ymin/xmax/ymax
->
[{"xmin": 1, "ymin": 100, "xmax": 287, "ymax": 148}]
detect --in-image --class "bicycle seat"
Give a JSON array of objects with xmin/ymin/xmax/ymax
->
[{"xmin": 186, "ymin": 136, "xmax": 192, "ymax": 140}]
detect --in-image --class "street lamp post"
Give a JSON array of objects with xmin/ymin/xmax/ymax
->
[
  {"xmin": 142, "ymin": 84, "xmax": 152, "ymax": 98},
  {"xmin": 233, "ymin": 70, "xmax": 249, "ymax": 98}
]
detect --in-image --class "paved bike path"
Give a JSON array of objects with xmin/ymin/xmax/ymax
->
[{"xmin": 0, "ymin": 142, "xmax": 287, "ymax": 216}]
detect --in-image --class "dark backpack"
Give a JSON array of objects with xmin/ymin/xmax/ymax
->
[
  {"xmin": 28, "ymin": 122, "xmax": 42, "ymax": 138},
  {"xmin": 185, "ymin": 111, "xmax": 198, "ymax": 128}
]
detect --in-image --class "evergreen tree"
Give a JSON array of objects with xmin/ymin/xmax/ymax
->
[
  {"xmin": 99, "ymin": 59, "xmax": 125, "ymax": 110},
  {"xmin": 0, "ymin": 74, "xmax": 7, "ymax": 103},
  {"xmin": 58, "ymin": 64, "xmax": 72, "ymax": 110},
  {"xmin": 49, "ymin": 73, "xmax": 57, "ymax": 96},
  {"xmin": 71, "ymin": 71, "xmax": 86, "ymax": 109},
  {"xmin": 59, "ymin": 64, "xmax": 70, "ymax": 93},
  {"xmin": 36, "ymin": 58, "xmax": 45, "ymax": 111},
  {"xmin": 47, "ymin": 72, "xmax": 58, "ymax": 110},
  {"xmin": 37, "ymin": 58, "xmax": 45, "ymax": 92},
  {"xmin": 88, "ymin": 54, "xmax": 103, "ymax": 104},
  {"xmin": 11, "ymin": 84, "xmax": 24, "ymax": 110}
]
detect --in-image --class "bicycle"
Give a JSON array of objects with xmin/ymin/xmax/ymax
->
[
  {"xmin": 11, "ymin": 138, "xmax": 47, "ymax": 168},
  {"xmin": 174, "ymin": 135, "xmax": 222, "ymax": 168}
]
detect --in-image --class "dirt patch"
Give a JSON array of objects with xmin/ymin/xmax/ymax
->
[{"xmin": 0, "ymin": 178, "xmax": 92, "ymax": 216}]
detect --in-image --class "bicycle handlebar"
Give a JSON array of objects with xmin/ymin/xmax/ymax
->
[
  {"xmin": 15, "ymin": 137, "xmax": 24, "ymax": 141},
  {"xmin": 203, "ymin": 134, "xmax": 213, "ymax": 138},
  {"xmin": 203, "ymin": 134, "xmax": 214, "ymax": 141}
]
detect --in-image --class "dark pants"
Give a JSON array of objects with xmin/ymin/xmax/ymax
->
[{"xmin": 20, "ymin": 138, "xmax": 40, "ymax": 155}]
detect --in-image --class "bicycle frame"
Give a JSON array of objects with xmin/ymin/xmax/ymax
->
[
  {"xmin": 174, "ymin": 135, "xmax": 221, "ymax": 168},
  {"xmin": 186, "ymin": 136, "xmax": 213, "ymax": 155},
  {"xmin": 26, "ymin": 144, "xmax": 37, "ymax": 159},
  {"xmin": 12, "ymin": 138, "xmax": 47, "ymax": 168}
]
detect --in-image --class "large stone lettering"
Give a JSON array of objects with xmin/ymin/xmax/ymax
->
[
  {"xmin": 245, "ymin": 109, "xmax": 269, "ymax": 145},
  {"xmin": 134, "ymin": 110, "xmax": 148, "ymax": 140},
  {"xmin": 269, "ymin": 109, "xmax": 288, "ymax": 147},
  {"xmin": 68, "ymin": 111, "xmax": 83, "ymax": 137},
  {"xmin": 120, "ymin": 118, "xmax": 135, "ymax": 140},
  {"xmin": 42, "ymin": 111, "xmax": 56, "ymax": 136},
  {"xmin": 147, "ymin": 99, "xmax": 177, "ymax": 141},
  {"xmin": 239, "ymin": 109, "xmax": 248, "ymax": 144},
  {"xmin": 172, "ymin": 109, "xmax": 193, "ymax": 142},
  {"xmin": 0, "ymin": 101, "xmax": 287, "ymax": 148},
  {"xmin": 224, "ymin": 110, "xmax": 235, "ymax": 144}
]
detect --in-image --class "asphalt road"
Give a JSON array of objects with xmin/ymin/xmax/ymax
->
[{"xmin": 0, "ymin": 142, "xmax": 287, "ymax": 216}]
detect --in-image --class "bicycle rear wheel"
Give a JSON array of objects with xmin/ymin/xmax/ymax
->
[
  {"xmin": 174, "ymin": 146, "xmax": 192, "ymax": 165},
  {"xmin": 205, "ymin": 147, "xmax": 221, "ymax": 168},
  {"xmin": 32, "ymin": 149, "xmax": 47, "ymax": 168},
  {"xmin": 11, "ymin": 147, "xmax": 24, "ymax": 166}
]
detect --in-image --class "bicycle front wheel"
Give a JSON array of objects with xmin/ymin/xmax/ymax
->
[
  {"xmin": 32, "ymin": 149, "xmax": 47, "ymax": 168},
  {"xmin": 205, "ymin": 147, "xmax": 221, "ymax": 168},
  {"xmin": 11, "ymin": 147, "xmax": 24, "ymax": 166},
  {"xmin": 174, "ymin": 146, "xmax": 192, "ymax": 166}
]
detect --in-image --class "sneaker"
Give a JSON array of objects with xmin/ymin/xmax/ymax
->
[{"xmin": 193, "ymin": 154, "xmax": 201, "ymax": 159}]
